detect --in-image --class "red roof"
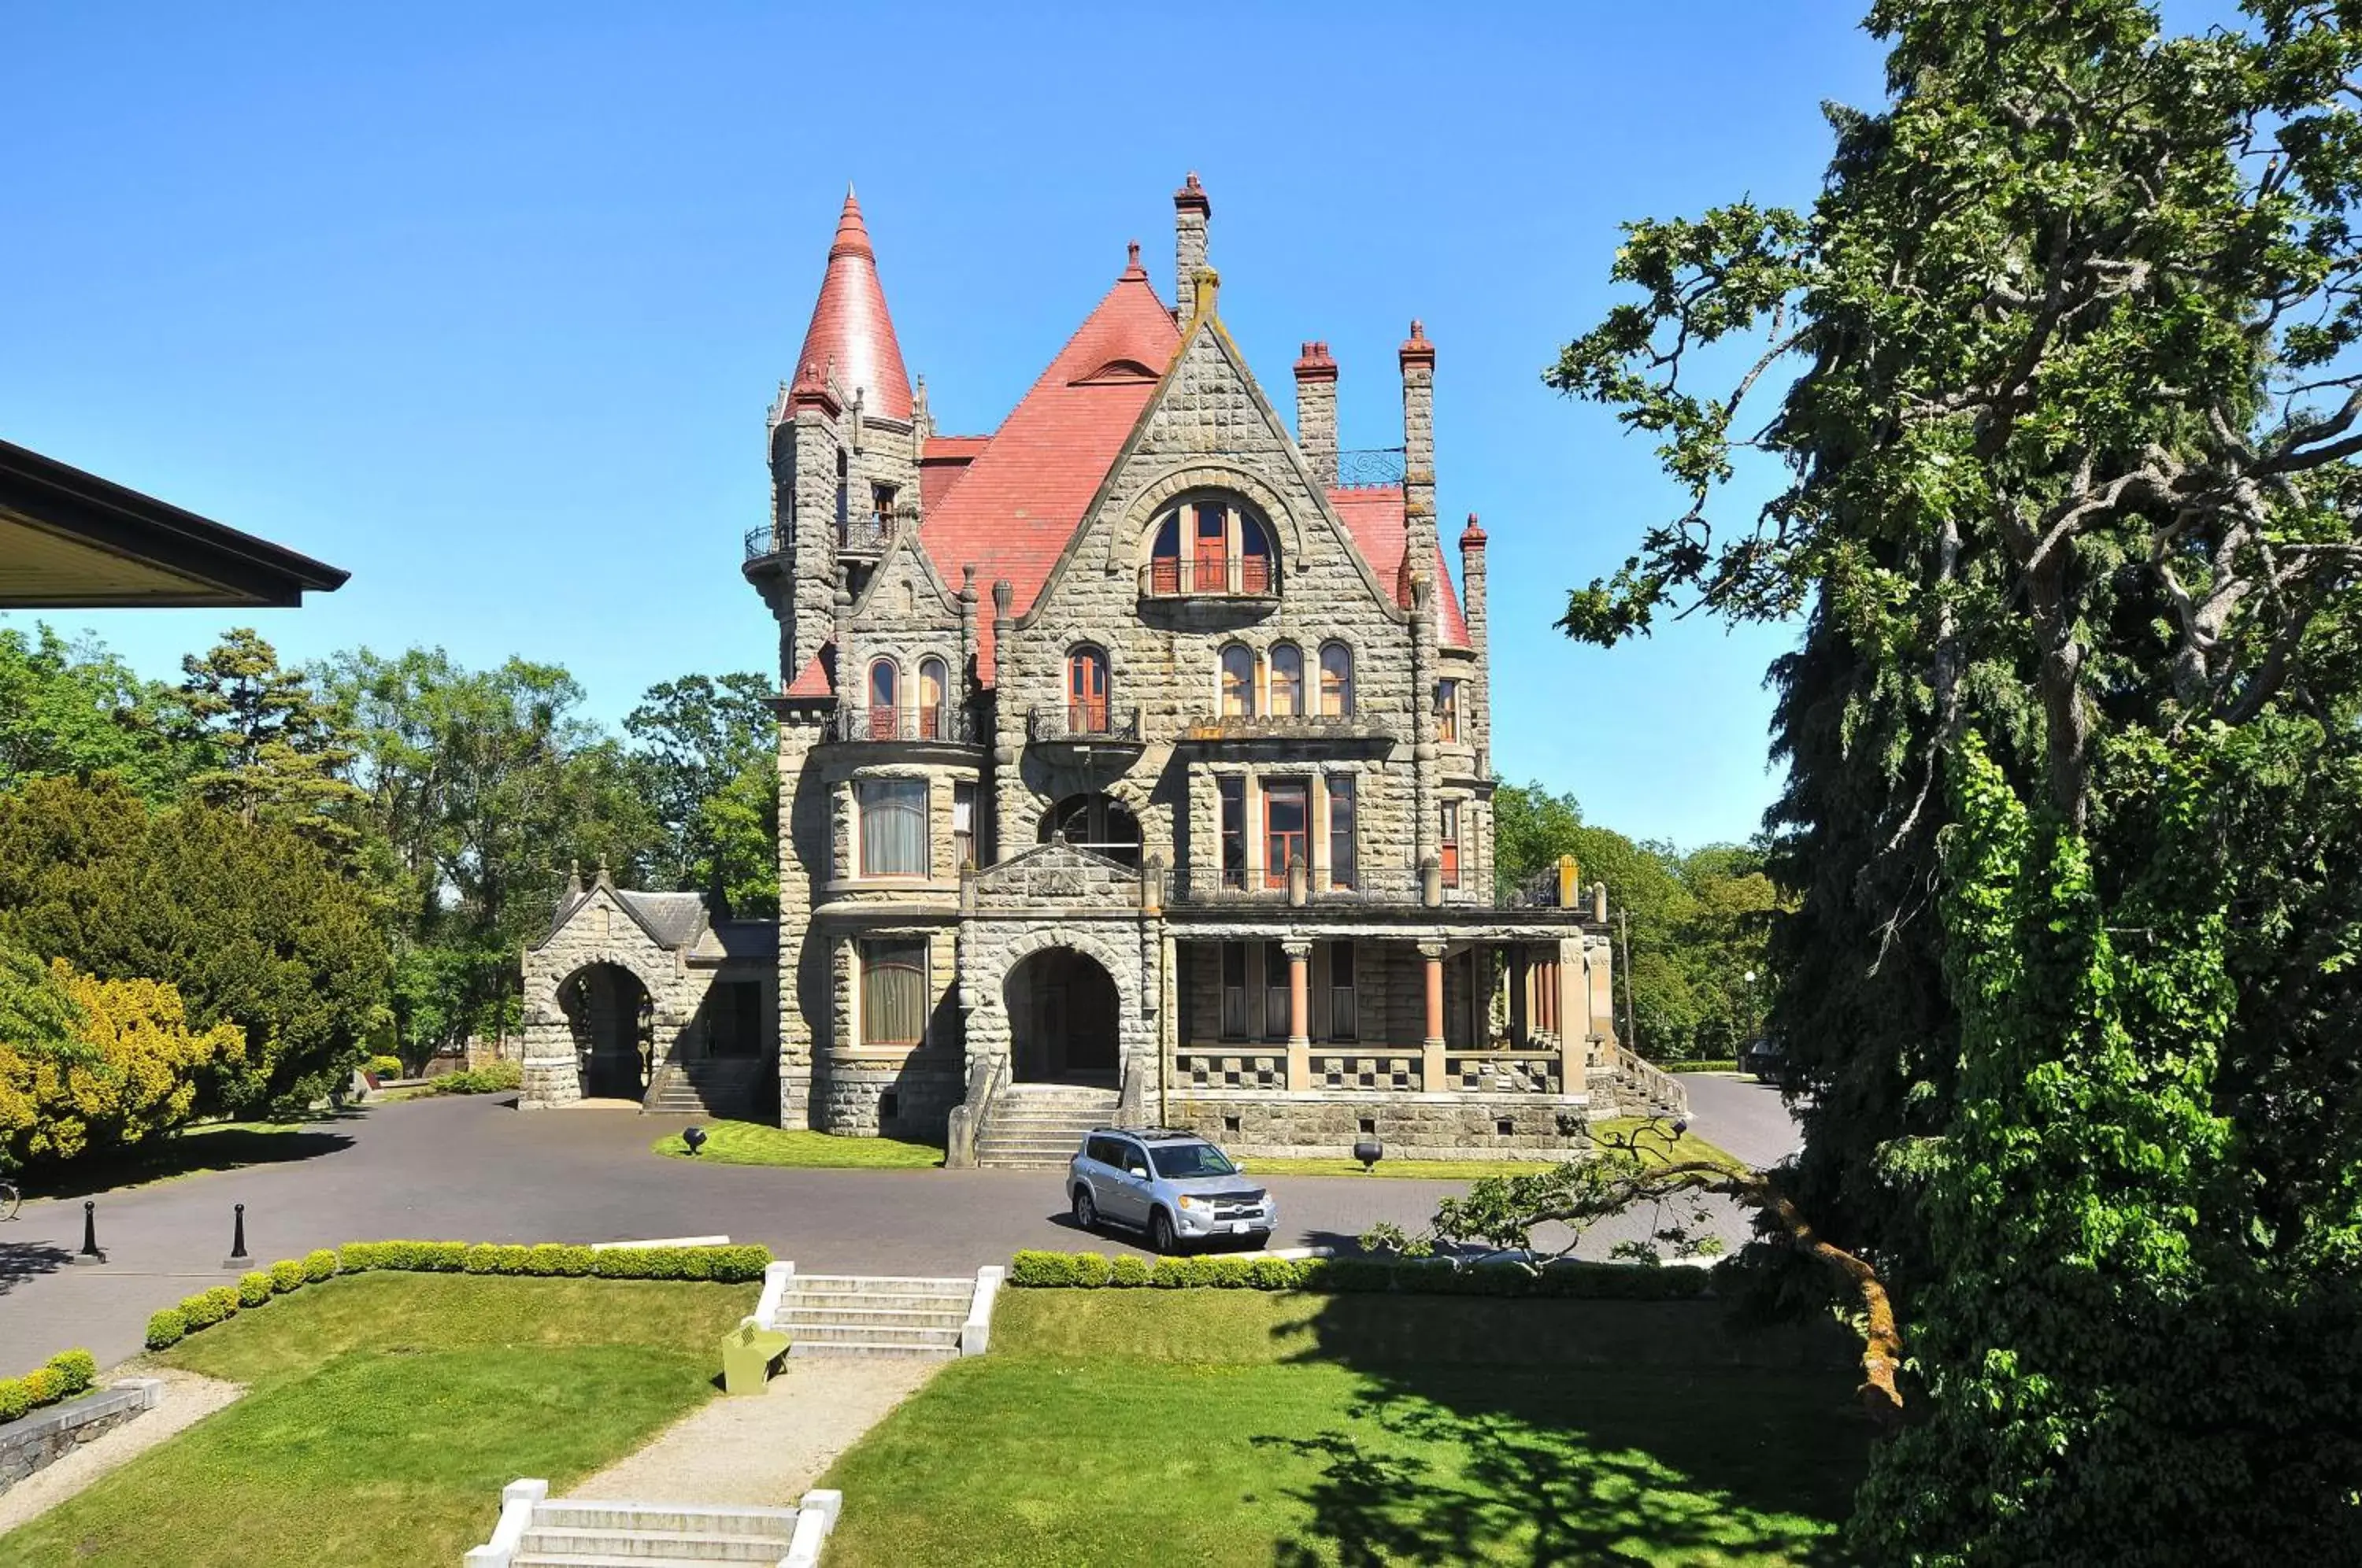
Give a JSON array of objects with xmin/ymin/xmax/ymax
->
[
  {"xmin": 1328, "ymin": 486, "xmax": 1470, "ymax": 646},
  {"xmin": 786, "ymin": 642, "xmax": 835, "ymax": 697},
  {"xmin": 917, "ymin": 268, "xmax": 1181, "ymax": 679},
  {"xmin": 794, "ymin": 190, "xmax": 913, "ymax": 423},
  {"xmin": 918, "ymin": 435, "xmax": 989, "ymax": 515}
]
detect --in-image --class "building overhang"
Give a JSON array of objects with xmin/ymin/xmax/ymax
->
[{"xmin": 0, "ymin": 438, "xmax": 348, "ymax": 608}]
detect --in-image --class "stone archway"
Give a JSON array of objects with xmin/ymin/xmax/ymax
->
[
  {"xmin": 557, "ymin": 962, "xmax": 653, "ymax": 1100},
  {"xmin": 1003, "ymin": 947, "xmax": 1121, "ymax": 1085}
]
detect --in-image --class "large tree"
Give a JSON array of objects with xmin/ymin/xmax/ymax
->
[
  {"xmin": 1550, "ymin": 0, "xmax": 2362, "ymax": 1555},
  {"xmin": 0, "ymin": 624, "xmax": 200, "ymax": 801},
  {"xmin": 177, "ymin": 628, "xmax": 363, "ymax": 853},
  {"xmin": 624, "ymin": 671, "xmax": 776, "ymax": 904}
]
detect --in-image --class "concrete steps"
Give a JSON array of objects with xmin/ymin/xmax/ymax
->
[
  {"xmin": 513, "ymin": 1499, "xmax": 798, "ymax": 1566},
  {"xmin": 772, "ymin": 1273, "xmax": 973, "ymax": 1358},
  {"xmin": 974, "ymin": 1085, "xmax": 1117, "ymax": 1169},
  {"xmin": 642, "ymin": 1060, "xmax": 765, "ymax": 1119}
]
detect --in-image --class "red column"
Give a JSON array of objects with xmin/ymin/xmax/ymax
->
[
  {"xmin": 1283, "ymin": 940, "xmax": 1312, "ymax": 1090},
  {"xmin": 1420, "ymin": 942, "xmax": 1448, "ymax": 1091}
]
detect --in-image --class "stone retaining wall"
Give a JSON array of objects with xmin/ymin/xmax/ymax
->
[
  {"xmin": 0, "ymin": 1380, "xmax": 161, "ymax": 1495},
  {"xmin": 1168, "ymin": 1089, "xmax": 1588, "ymax": 1160}
]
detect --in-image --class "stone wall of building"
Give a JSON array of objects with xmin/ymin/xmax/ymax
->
[
  {"xmin": 519, "ymin": 885, "xmax": 710, "ymax": 1110},
  {"xmin": 1168, "ymin": 1088, "xmax": 1589, "ymax": 1161}
]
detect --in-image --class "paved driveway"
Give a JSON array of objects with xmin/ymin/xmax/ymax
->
[
  {"xmin": 2, "ymin": 1088, "xmax": 1773, "ymax": 1369},
  {"xmin": 1675, "ymin": 1071, "xmax": 1805, "ymax": 1169}
]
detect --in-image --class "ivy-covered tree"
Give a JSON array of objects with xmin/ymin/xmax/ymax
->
[{"xmin": 1549, "ymin": 0, "xmax": 2362, "ymax": 1555}]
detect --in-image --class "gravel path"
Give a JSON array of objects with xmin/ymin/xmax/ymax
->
[
  {"xmin": 0, "ymin": 1368, "xmax": 244, "ymax": 1537},
  {"xmin": 571, "ymin": 1358, "xmax": 943, "ymax": 1506}
]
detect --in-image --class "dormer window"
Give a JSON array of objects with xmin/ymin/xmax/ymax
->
[{"xmin": 1143, "ymin": 496, "xmax": 1278, "ymax": 598}]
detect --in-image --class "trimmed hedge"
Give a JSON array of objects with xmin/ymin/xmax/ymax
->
[
  {"xmin": 0, "ymin": 1349, "xmax": 99, "ymax": 1426},
  {"xmin": 415, "ymin": 1062, "xmax": 523, "ymax": 1096},
  {"xmin": 1006, "ymin": 1249, "xmax": 1712, "ymax": 1300},
  {"xmin": 137, "ymin": 1240, "xmax": 774, "ymax": 1354}
]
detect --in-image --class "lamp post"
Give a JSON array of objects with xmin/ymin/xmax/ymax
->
[{"xmin": 1742, "ymin": 969, "xmax": 1760, "ymax": 1048}]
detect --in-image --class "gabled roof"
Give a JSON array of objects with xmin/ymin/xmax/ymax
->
[
  {"xmin": 916, "ymin": 260, "xmax": 1180, "ymax": 680},
  {"xmin": 533, "ymin": 883, "xmax": 711, "ymax": 952},
  {"xmin": 793, "ymin": 190, "xmax": 913, "ymax": 423},
  {"xmin": 786, "ymin": 642, "xmax": 835, "ymax": 698},
  {"xmin": 1328, "ymin": 486, "xmax": 1470, "ymax": 646}
]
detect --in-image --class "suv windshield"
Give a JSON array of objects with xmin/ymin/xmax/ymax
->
[{"xmin": 1149, "ymin": 1141, "xmax": 1238, "ymax": 1179}]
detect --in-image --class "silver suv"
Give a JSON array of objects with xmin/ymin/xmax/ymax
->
[{"xmin": 1068, "ymin": 1128, "xmax": 1276, "ymax": 1254}]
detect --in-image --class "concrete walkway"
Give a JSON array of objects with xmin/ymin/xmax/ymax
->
[{"xmin": 575, "ymin": 1359, "xmax": 942, "ymax": 1506}]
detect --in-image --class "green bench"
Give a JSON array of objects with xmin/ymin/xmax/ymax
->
[{"xmin": 721, "ymin": 1321, "xmax": 792, "ymax": 1395}]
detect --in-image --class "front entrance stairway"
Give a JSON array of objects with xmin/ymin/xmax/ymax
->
[
  {"xmin": 973, "ymin": 1082, "xmax": 1119, "ymax": 1168},
  {"xmin": 769, "ymin": 1273, "xmax": 974, "ymax": 1358},
  {"xmin": 509, "ymin": 1497, "xmax": 802, "ymax": 1566},
  {"xmin": 642, "ymin": 1058, "xmax": 766, "ymax": 1119}
]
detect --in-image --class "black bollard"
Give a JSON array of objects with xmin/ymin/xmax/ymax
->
[
  {"xmin": 222, "ymin": 1201, "xmax": 252, "ymax": 1270},
  {"xmin": 72, "ymin": 1199, "xmax": 106, "ymax": 1265}
]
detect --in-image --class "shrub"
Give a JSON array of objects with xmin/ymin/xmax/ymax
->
[
  {"xmin": 235, "ymin": 1270, "xmax": 273, "ymax": 1307},
  {"xmin": 47, "ymin": 1349, "xmax": 97, "ymax": 1396},
  {"xmin": 1001, "ymin": 1250, "xmax": 1715, "ymax": 1300},
  {"xmin": 337, "ymin": 1237, "xmax": 768, "ymax": 1283},
  {"xmin": 367, "ymin": 1054, "xmax": 405, "ymax": 1080},
  {"xmin": 0, "ymin": 1350, "xmax": 99, "ymax": 1426},
  {"xmin": 268, "ymin": 1258, "xmax": 305, "ymax": 1294},
  {"xmin": 420, "ymin": 1062, "xmax": 522, "ymax": 1096},
  {"xmin": 145, "ymin": 1308, "xmax": 188, "ymax": 1350},
  {"xmin": 180, "ymin": 1286, "xmax": 237, "ymax": 1329},
  {"xmin": 302, "ymin": 1248, "xmax": 337, "ymax": 1282}
]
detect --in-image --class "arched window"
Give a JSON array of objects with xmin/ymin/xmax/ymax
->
[
  {"xmin": 1269, "ymin": 643, "xmax": 1304, "ymax": 717},
  {"xmin": 868, "ymin": 659, "xmax": 899, "ymax": 740},
  {"xmin": 918, "ymin": 656, "xmax": 949, "ymax": 740},
  {"xmin": 1066, "ymin": 645, "xmax": 1110, "ymax": 734},
  {"xmin": 1320, "ymin": 642, "xmax": 1353, "ymax": 717},
  {"xmin": 1220, "ymin": 645, "xmax": 1256, "ymax": 718},
  {"xmin": 1041, "ymin": 792, "xmax": 1142, "ymax": 867},
  {"xmin": 1145, "ymin": 495, "xmax": 1278, "ymax": 597}
]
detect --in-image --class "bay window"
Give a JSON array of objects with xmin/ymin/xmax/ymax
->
[{"xmin": 857, "ymin": 778, "xmax": 930, "ymax": 878}]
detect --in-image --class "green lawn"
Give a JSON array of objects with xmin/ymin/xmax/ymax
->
[
  {"xmin": 650, "ymin": 1119, "xmax": 945, "ymax": 1168},
  {"xmin": 820, "ymin": 1289, "xmax": 1868, "ymax": 1566},
  {"xmin": 0, "ymin": 1274, "xmax": 754, "ymax": 1568}
]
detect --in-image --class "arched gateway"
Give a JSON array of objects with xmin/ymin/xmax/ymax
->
[{"xmin": 1003, "ymin": 947, "xmax": 1121, "ymax": 1085}]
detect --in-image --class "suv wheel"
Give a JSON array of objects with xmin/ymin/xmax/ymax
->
[
  {"xmin": 1149, "ymin": 1208, "xmax": 1179, "ymax": 1255},
  {"xmin": 1072, "ymin": 1188, "xmax": 1099, "ymax": 1232}
]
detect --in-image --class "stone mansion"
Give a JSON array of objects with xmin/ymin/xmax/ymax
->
[{"xmin": 520, "ymin": 177, "xmax": 1679, "ymax": 1160}]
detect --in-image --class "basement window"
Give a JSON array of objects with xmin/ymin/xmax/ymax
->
[
  {"xmin": 1224, "ymin": 1115, "xmax": 1241, "ymax": 1135},
  {"xmin": 881, "ymin": 1090, "xmax": 900, "ymax": 1122},
  {"xmin": 1358, "ymin": 1117, "xmax": 1376, "ymax": 1136},
  {"xmin": 1496, "ymin": 1118, "xmax": 1516, "ymax": 1137}
]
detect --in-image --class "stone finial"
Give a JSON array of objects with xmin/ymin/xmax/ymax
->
[
  {"xmin": 1399, "ymin": 319, "xmax": 1435, "ymax": 370},
  {"xmin": 961, "ymin": 564, "xmax": 978, "ymax": 601},
  {"xmin": 992, "ymin": 578, "xmax": 1014, "ymax": 617},
  {"xmin": 1123, "ymin": 240, "xmax": 1146, "ymax": 280},
  {"xmin": 565, "ymin": 860, "xmax": 583, "ymax": 896},
  {"xmin": 1190, "ymin": 267, "xmax": 1221, "ymax": 324},
  {"xmin": 1461, "ymin": 512, "xmax": 1487, "ymax": 548},
  {"xmin": 594, "ymin": 858, "xmax": 614, "ymax": 890}
]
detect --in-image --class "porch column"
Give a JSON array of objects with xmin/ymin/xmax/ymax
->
[
  {"xmin": 1282, "ymin": 938, "xmax": 1312, "ymax": 1090},
  {"xmin": 1419, "ymin": 941, "xmax": 1448, "ymax": 1091}
]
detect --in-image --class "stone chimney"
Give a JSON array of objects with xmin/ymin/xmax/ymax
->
[
  {"xmin": 1173, "ymin": 172, "xmax": 1210, "ymax": 325},
  {"xmin": 1399, "ymin": 320, "xmax": 1436, "ymax": 527},
  {"xmin": 1461, "ymin": 514, "xmax": 1490, "ymax": 775},
  {"xmin": 1294, "ymin": 342, "xmax": 1338, "ymax": 485}
]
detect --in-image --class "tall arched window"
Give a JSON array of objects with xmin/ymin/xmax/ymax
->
[
  {"xmin": 1320, "ymin": 642, "xmax": 1354, "ymax": 717},
  {"xmin": 868, "ymin": 659, "xmax": 899, "ymax": 740},
  {"xmin": 1220, "ymin": 645, "xmax": 1257, "ymax": 718},
  {"xmin": 1066, "ymin": 645, "xmax": 1109, "ymax": 734},
  {"xmin": 918, "ymin": 656, "xmax": 949, "ymax": 739},
  {"xmin": 1269, "ymin": 643, "xmax": 1304, "ymax": 717},
  {"xmin": 1145, "ymin": 495, "xmax": 1278, "ymax": 597}
]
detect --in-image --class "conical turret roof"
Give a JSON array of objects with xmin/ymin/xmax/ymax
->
[{"xmin": 792, "ymin": 188, "xmax": 913, "ymax": 423}]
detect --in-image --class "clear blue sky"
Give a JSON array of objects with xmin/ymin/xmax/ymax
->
[{"xmin": 3, "ymin": 3, "xmax": 1893, "ymax": 849}]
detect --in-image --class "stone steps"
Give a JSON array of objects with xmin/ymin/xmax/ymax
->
[
  {"xmin": 642, "ymin": 1060, "xmax": 766, "ymax": 1119},
  {"xmin": 513, "ymin": 1499, "xmax": 798, "ymax": 1565},
  {"xmin": 975, "ymin": 1086, "xmax": 1116, "ymax": 1170},
  {"xmin": 768, "ymin": 1274, "xmax": 975, "ymax": 1358}
]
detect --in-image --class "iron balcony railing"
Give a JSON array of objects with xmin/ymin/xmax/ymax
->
[
  {"xmin": 1137, "ymin": 555, "xmax": 1278, "ymax": 600},
  {"xmin": 825, "ymin": 704, "xmax": 976, "ymax": 744},
  {"xmin": 1165, "ymin": 864, "xmax": 1496, "ymax": 908},
  {"xmin": 1026, "ymin": 704, "xmax": 1143, "ymax": 743},
  {"xmin": 742, "ymin": 514, "xmax": 903, "ymax": 564},
  {"xmin": 1333, "ymin": 446, "xmax": 1408, "ymax": 487}
]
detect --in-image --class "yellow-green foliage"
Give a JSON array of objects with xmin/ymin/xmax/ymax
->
[{"xmin": 0, "ymin": 961, "xmax": 246, "ymax": 1167}]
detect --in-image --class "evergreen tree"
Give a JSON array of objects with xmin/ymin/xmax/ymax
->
[{"xmin": 178, "ymin": 628, "xmax": 363, "ymax": 852}]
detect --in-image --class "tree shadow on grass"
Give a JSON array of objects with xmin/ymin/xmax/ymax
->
[
  {"xmin": 1261, "ymin": 1295, "xmax": 1870, "ymax": 1565},
  {"xmin": 26, "ymin": 1122, "xmax": 358, "ymax": 1200}
]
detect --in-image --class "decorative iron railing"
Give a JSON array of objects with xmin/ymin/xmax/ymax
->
[
  {"xmin": 1137, "ymin": 556, "xmax": 1279, "ymax": 600},
  {"xmin": 1026, "ymin": 704, "xmax": 1143, "ymax": 743},
  {"xmin": 741, "ymin": 514, "xmax": 902, "ymax": 564},
  {"xmin": 824, "ymin": 704, "xmax": 976, "ymax": 743},
  {"xmin": 1166, "ymin": 864, "xmax": 1491, "ymax": 908},
  {"xmin": 1333, "ymin": 446, "xmax": 1408, "ymax": 487}
]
